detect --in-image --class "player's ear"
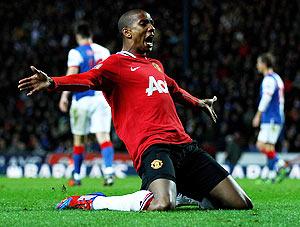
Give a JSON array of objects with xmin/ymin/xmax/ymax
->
[{"xmin": 122, "ymin": 27, "xmax": 132, "ymax": 39}]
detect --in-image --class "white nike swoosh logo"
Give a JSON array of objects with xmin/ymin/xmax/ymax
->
[{"xmin": 130, "ymin": 66, "xmax": 140, "ymax": 71}]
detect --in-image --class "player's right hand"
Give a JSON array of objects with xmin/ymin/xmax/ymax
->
[
  {"xmin": 18, "ymin": 66, "xmax": 54, "ymax": 96},
  {"xmin": 59, "ymin": 95, "xmax": 69, "ymax": 113}
]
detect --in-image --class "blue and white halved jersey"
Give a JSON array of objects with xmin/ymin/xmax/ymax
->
[
  {"xmin": 67, "ymin": 43, "xmax": 110, "ymax": 100},
  {"xmin": 258, "ymin": 72, "xmax": 284, "ymax": 124}
]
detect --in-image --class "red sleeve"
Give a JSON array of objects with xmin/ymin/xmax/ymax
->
[
  {"xmin": 52, "ymin": 69, "xmax": 99, "ymax": 91},
  {"xmin": 51, "ymin": 55, "xmax": 119, "ymax": 91},
  {"xmin": 165, "ymin": 74, "xmax": 201, "ymax": 108}
]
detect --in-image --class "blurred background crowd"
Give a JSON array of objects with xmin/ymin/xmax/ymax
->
[{"xmin": 0, "ymin": 0, "xmax": 299, "ymax": 156}]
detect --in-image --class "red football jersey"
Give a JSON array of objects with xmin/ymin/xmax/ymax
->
[{"xmin": 52, "ymin": 51, "xmax": 202, "ymax": 170}]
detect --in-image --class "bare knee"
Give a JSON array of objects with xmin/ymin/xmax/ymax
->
[
  {"xmin": 148, "ymin": 196, "xmax": 176, "ymax": 211},
  {"xmin": 234, "ymin": 195, "xmax": 253, "ymax": 210},
  {"xmin": 245, "ymin": 197, "xmax": 253, "ymax": 210},
  {"xmin": 147, "ymin": 179, "xmax": 177, "ymax": 211},
  {"xmin": 96, "ymin": 132, "xmax": 110, "ymax": 144},
  {"xmin": 256, "ymin": 141, "xmax": 264, "ymax": 151}
]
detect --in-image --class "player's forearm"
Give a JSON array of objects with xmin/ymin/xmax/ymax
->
[
  {"xmin": 255, "ymin": 111, "xmax": 262, "ymax": 118},
  {"xmin": 173, "ymin": 88, "xmax": 202, "ymax": 108},
  {"xmin": 258, "ymin": 93, "xmax": 272, "ymax": 112},
  {"xmin": 165, "ymin": 75, "xmax": 201, "ymax": 108},
  {"xmin": 51, "ymin": 70, "xmax": 99, "ymax": 92}
]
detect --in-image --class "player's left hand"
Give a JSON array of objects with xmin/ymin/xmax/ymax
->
[
  {"xmin": 18, "ymin": 66, "xmax": 54, "ymax": 96},
  {"xmin": 199, "ymin": 96, "xmax": 218, "ymax": 123},
  {"xmin": 252, "ymin": 113, "xmax": 261, "ymax": 128}
]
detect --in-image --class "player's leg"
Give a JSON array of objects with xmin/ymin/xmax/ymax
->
[
  {"xmin": 95, "ymin": 132, "xmax": 115, "ymax": 185},
  {"xmin": 146, "ymin": 179, "xmax": 177, "ymax": 211},
  {"xmin": 208, "ymin": 176, "xmax": 253, "ymax": 209},
  {"xmin": 258, "ymin": 142, "xmax": 278, "ymax": 180},
  {"xmin": 139, "ymin": 145, "xmax": 178, "ymax": 211},
  {"xmin": 256, "ymin": 124, "xmax": 286, "ymax": 181},
  {"xmin": 94, "ymin": 145, "xmax": 177, "ymax": 211},
  {"xmin": 175, "ymin": 142, "xmax": 253, "ymax": 210},
  {"xmin": 57, "ymin": 191, "xmax": 154, "ymax": 211},
  {"xmin": 56, "ymin": 145, "xmax": 179, "ymax": 211},
  {"xmin": 91, "ymin": 96, "xmax": 115, "ymax": 185},
  {"xmin": 69, "ymin": 99, "xmax": 89, "ymax": 186},
  {"xmin": 69, "ymin": 134, "xmax": 86, "ymax": 185}
]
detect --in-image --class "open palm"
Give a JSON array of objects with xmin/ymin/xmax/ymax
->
[{"xmin": 18, "ymin": 66, "xmax": 53, "ymax": 96}]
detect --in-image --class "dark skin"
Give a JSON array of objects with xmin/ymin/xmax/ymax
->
[
  {"xmin": 121, "ymin": 11, "xmax": 252, "ymax": 211},
  {"xmin": 18, "ymin": 10, "xmax": 252, "ymax": 211},
  {"xmin": 121, "ymin": 11, "xmax": 155, "ymax": 54}
]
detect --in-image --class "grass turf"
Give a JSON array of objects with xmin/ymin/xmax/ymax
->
[{"xmin": 0, "ymin": 176, "xmax": 299, "ymax": 226}]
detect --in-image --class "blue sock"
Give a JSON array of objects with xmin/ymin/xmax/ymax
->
[
  {"xmin": 101, "ymin": 143, "xmax": 114, "ymax": 168},
  {"xmin": 73, "ymin": 154, "xmax": 83, "ymax": 174},
  {"xmin": 267, "ymin": 155, "xmax": 279, "ymax": 171}
]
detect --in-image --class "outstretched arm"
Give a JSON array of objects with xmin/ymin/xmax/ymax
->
[
  {"xmin": 18, "ymin": 66, "xmax": 100, "ymax": 96},
  {"xmin": 165, "ymin": 75, "xmax": 218, "ymax": 123}
]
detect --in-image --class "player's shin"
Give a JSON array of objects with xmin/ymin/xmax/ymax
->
[
  {"xmin": 100, "ymin": 141, "xmax": 115, "ymax": 185},
  {"xmin": 73, "ymin": 145, "xmax": 85, "ymax": 181},
  {"xmin": 92, "ymin": 190, "xmax": 154, "ymax": 211}
]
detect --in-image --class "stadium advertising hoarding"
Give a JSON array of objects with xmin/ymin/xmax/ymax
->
[{"xmin": 0, "ymin": 152, "xmax": 300, "ymax": 179}]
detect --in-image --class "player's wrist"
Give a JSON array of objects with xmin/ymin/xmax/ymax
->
[
  {"xmin": 48, "ymin": 77, "xmax": 55, "ymax": 89},
  {"xmin": 198, "ymin": 100, "xmax": 205, "ymax": 107}
]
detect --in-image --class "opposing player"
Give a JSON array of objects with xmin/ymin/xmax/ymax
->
[
  {"xmin": 252, "ymin": 53, "xmax": 287, "ymax": 182},
  {"xmin": 19, "ymin": 9, "xmax": 253, "ymax": 211},
  {"xmin": 59, "ymin": 22, "xmax": 115, "ymax": 186}
]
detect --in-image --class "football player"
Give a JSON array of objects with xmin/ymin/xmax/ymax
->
[
  {"xmin": 58, "ymin": 22, "xmax": 115, "ymax": 186},
  {"xmin": 19, "ymin": 9, "xmax": 252, "ymax": 211}
]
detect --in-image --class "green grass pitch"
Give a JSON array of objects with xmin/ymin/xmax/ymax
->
[{"xmin": 1, "ymin": 176, "xmax": 299, "ymax": 226}]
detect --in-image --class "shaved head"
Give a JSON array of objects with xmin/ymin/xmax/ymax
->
[{"xmin": 118, "ymin": 9, "xmax": 146, "ymax": 33}]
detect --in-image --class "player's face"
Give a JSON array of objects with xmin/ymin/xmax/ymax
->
[
  {"xmin": 130, "ymin": 12, "xmax": 155, "ymax": 54},
  {"xmin": 256, "ymin": 57, "xmax": 265, "ymax": 73}
]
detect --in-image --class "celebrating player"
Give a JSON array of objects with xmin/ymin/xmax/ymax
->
[
  {"xmin": 59, "ymin": 22, "xmax": 115, "ymax": 186},
  {"xmin": 252, "ymin": 53, "xmax": 287, "ymax": 182},
  {"xmin": 19, "ymin": 9, "xmax": 253, "ymax": 211}
]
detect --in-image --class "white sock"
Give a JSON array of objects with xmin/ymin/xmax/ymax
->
[
  {"xmin": 102, "ymin": 167, "xmax": 114, "ymax": 176},
  {"xmin": 268, "ymin": 170, "xmax": 277, "ymax": 179},
  {"xmin": 74, "ymin": 173, "xmax": 81, "ymax": 181},
  {"xmin": 276, "ymin": 159, "xmax": 286, "ymax": 170},
  {"xmin": 92, "ymin": 190, "xmax": 153, "ymax": 211}
]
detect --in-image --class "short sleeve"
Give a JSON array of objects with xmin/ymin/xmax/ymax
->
[
  {"xmin": 67, "ymin": 49, "xmax": 83, "ymax": 67},
  {"xmin": 262, "ymin": 76, "xmax": 276, "ymax": 96},
  {"xmin": 91, "ymin": 44, "xmax": 111, "ymax": 63}
]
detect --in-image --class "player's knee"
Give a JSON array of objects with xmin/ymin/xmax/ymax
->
[
  {"xmin": 235, "ymin": 195, "xmax": 253, "ymax": 210},
  {"xmin": 153, "ymin": 196, "xmax": 176, "ymax": 211},
  {"xmin": 256, "ymin": 141, "xmax": 263, "ymax": 150},
  {"xmin": 244, "ymin": 197, "xmax": 253, "ymax": 209}
]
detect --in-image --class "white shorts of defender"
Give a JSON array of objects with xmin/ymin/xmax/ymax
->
[
  {"xmin": 257, "ymin": 123, "xmax": 282, "ymax": 144},
  {"xmin": 70, "ymin": 94, "xmax": 112, "ymax": 135}
]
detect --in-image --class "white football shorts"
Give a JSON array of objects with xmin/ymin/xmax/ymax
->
[
  {"xmin": 70, "ymin": 92, "xmax": 112, "ymax": 135},
  {"xmin": 257, "ymin": 123, "xmax": 282, "ymax": 144}
]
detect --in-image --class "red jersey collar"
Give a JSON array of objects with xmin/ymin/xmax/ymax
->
[{"xmin": 117, "ymin": 51, "xmax": 148, "ymax": 60}]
